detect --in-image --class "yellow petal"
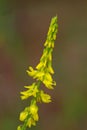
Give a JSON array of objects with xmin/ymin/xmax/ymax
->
[
  {"xmin": 19, "ymin": 111, "xmax": 28, "ymax": 121},
  {"xmin": 40, "ymin": 90, "xmax": 51, "ymax": 103},
  {"xmin": 27, "ymin": 118, "xmax": 36, "ymax": 128},
  {"xmin": 33, "ymin": 113, "xmax": 39, "ymax": 121},
  {"xmin": 48, "ymin": 66, "xmax": 54, "ymax": 74},
  {"xmin": 17, "ymin": 126, "xmax": 21, "ymax": 130},
  {"xmin": 29, "ymin": 104, "xmax": 38, "ymax": 115}
]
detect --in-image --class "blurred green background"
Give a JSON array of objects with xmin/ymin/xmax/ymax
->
[{"xmin": 0, "ymin": 0, "xmax": 87, "ymax": 130}]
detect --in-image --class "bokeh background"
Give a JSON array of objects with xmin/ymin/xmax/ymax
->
[{"xmin": 0, "ymin": 0, "xmax": 87, "ymax": 130}]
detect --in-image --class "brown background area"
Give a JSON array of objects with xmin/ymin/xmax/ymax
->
[{"xmin": 0, "ymin": 0, "xmax": 87, "ymax": 130}]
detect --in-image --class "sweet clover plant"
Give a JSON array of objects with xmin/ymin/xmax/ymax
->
[{"xmin": 17, "ymin": 16, "xmax": 58, "ymax": 130}]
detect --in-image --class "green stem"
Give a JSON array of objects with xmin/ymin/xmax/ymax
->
[{"xmin": 36, "ymin": 80, "xmax": 41, "ymax": 89}]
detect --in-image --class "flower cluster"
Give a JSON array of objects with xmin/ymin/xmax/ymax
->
[
  {"xmin": 17, "ymin": 16, "xmax": 58, "ymax": 130},
  {"xmin": 17, "ymin": 100, "xmax": 39, "ymax": 130}
]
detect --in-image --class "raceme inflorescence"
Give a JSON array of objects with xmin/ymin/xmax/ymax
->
[{"xmin": 17, "ymin": 16, "xmax": 58, "ymax": 130}]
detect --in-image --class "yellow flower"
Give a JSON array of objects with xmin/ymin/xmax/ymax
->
[
  {"xmin": 19, "ymin": 102, "xmax": 39, "ymax": 128},
  {"xmin": 27, "ymin": 118, "xmax": 36, "ymax": 128},
  {"xmin": 29, "ymin": 102, "xmax": 38, "ymax": 115},
  {"xmin": 20, "ymin": 91, "xmax": 32, "ymax": 100},
  {"xmin": 33, "ymin": 113, "xmax": 39, "ymax": 121},
  {"xmin": 34, "ymin": 71, "xmax": 44, "ymax": 79},
  {"xmin": 27, "ymin": 66, "xmax": 37, "ymax": 77},
  {"xmin": 36, "ymin": 60, "xmax": 46, "ymax": 70},
  {"xmin": 20, "ymin": 83, "xmax": 39, "ymax": 100},
  {"xmin": 48, "ymin": 64, "xmax": 54, "ymax": 74},
  {"xmin": 27, "ymin": 67, "xmax": 44, "ymax": 80},
  {"xmin": 40, "ymin": 90, "xmax": 51, "ymax": 103},
  {"xmin": 29, "ymin": 101, "xmax": 39, "ymax": 122},
  {"xmin": 48, "ymin": 52, "xmax": 52, "ymax": 61},
  {"xmin": 36, "ymin": 62, "xmax": 44, "ymax": 70},
  {"xmin": 43, "ymin": 78, "xmax": 56, "ymax": 89},
  {"xmin": 19, "ymin": 111, "xmax": 28, "ymax": 121},
  {"xmin": 45, "ymin": 72, "xmax": 52, "ymax": 81},
  {"xmin": 42, "ymin": 72, "xmax": 56, "ymax": 89},
  {"xmin": 17, "ymin": 126, "xmax": 21, "ymax": 130},
  {"xmin": 53, "ymin": 34, "xmax": 56, "ymax": 40}
]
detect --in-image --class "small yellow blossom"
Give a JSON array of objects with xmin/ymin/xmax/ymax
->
[
  {"xmin": 20, "ymin": 83, "xmax": 39, "ymax": 100},
  {"xmin": 53, "ymin": 34, "xmax": 56, "ymax": 40},
  {"xmin": 26, "ymin": 66, "xmax": 37, "ymax": 77},
  {"xmin": 42, "ymin": 72, "xmax": 56, "ymax": 89},
  {"xmin": 40, "ymin": 90, "xmax": 51, "ymax": 103},
  {"xmin": 48, "ymin": 64, "xmax": 54, "ymax": 74},
  {"xmin": 19, "ymin": 111, "xmax": 28, "ymax": 121},
  {"xmin": 29, "ymin": 101, "xmax": 38, "ymax": 116},
  {"xmin": 43, "ymin": 78, "xmax": 56, "ymax": 89},
  {"xmin": 17, "ymin": 126, "xmax": 21, "ymax": 130},
  {"xmin": 27, "ymin": 118, "xmax": 36, "ymax": 128},
  {"xmin": 20, "ymin": 91, "xmax": 32, "ymax": 100},
  {"xmin": 36, "ymin": 62, "xmax": 44, "ymax": 70},
  {"xmin": 33, "ymin": 113, "xmax": 39, "ymax": 121},
  {"xmin": 28, "ymin": 101, "xmax": 39, "ymax": 123},
  {"xmin": 27, "ymin": 68, "xmax": 44, "ymax": 80}
]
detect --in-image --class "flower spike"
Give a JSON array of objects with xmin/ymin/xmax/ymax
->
[{"xmin": 17, "ymin": 16, "xmax": 58, "ymax": 130}]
